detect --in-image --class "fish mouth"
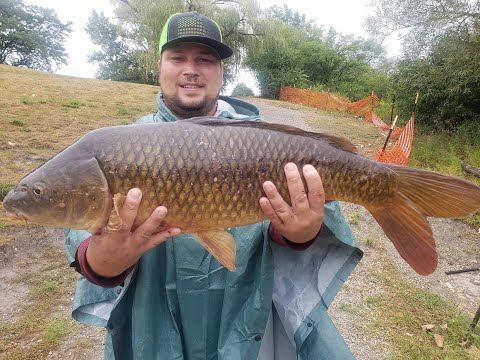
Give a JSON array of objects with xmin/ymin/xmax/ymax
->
[{"xmin": 4, "ymin": 208, "xmax": 29, "ymax": 222}]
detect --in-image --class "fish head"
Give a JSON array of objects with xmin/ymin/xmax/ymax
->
[{"xmin": 3, "ymin": 156, "xmax": 110, "ymax": 231}]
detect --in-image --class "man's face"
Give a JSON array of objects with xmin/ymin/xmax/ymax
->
[{"xmin": 159, "ymin": 43, "xmax": 224, "ymax": 118}]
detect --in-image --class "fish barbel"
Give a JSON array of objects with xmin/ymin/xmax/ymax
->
[{"xmin": 3, "ymin": 118, "xmax": 480, "ymax": 274}]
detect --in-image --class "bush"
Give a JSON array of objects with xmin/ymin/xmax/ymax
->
[{"xmin": 231, "ymin": 83, "xmax": 255, "ymax": 97}]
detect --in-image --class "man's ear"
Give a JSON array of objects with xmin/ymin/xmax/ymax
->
[{"xmin": 220, "ymin": 61, "xmax": 225, "ymax": 86}]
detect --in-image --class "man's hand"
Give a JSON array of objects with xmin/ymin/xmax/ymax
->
[
  {"xmin": 259, "ymin": 163, "xmax": 324, "ymax": 244},
  {"xmin": 86, "ymin": 188, "xmax": 181, "ymax": 278}
]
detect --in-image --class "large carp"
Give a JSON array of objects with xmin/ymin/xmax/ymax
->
[{"xmin": 3, "ymin": 118, "xmax": 480, "ymax": 274}]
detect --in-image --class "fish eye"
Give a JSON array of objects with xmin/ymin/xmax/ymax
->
[{"xmin": 32, "ymin": 184, "xmax": 45, "ymax": 196}]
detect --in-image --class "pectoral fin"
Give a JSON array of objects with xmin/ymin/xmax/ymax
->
[
  {"xmin": 105, "ymin": 193, "xmax": 126, "ymax": 233},
  {"xmin": 195, "ymin": 230, "xmax": 236, "ymax": 271}
]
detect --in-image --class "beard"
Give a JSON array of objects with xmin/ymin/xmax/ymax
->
[{"xmin": 161, "ymin": 90, "xmax": 218, "ymax": 119}]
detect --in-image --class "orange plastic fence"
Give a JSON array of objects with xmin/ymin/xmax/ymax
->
[
  {"xmin": 347, "ymin": 94, "xmax": 379, "ymax": 121},
  {"xmin": 279, "ymin": 87, "xmax": 350, "ymax": 111},
  {"xmin": 279, "ymin": 87, "xmax": 405, "ymax": 139},
  {"xmin": 371, "ymin": 113, "xmax": 403, "ymax": 139},
  {"xmin": 374, "ymin": 115, "xmax": 415, "ymax": 166},
  {"xmin": 279, "ymin": 87, "xmax": 415, "ymax": 165}
]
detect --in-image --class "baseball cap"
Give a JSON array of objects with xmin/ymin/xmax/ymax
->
[{"xmin": 159, "ymin": 12, "xmax": 233, "ymax": 60}]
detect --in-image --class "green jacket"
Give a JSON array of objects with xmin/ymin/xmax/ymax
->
[{"xmin": 65, "ymin": 93, "xmax": 363, "ymax": 359}]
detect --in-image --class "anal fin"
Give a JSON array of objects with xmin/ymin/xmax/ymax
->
[
  {"xmin": 367, "ymin": 192, "xmax": 438, "ymax": 276},
  {"xmin": 195, "ymin": 230, "xmax": 236, "ymax": 272}
]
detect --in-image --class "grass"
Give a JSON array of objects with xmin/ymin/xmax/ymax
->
[
  {"xmin": 9, "ymin": 119, "xmax": 26, "ymax": 126},
  {"xmin": 0, "ymin": 246, "xmax": 81, "ymax": 358},
  {"xmin": 365, "ymin": 236, "xmax": 378, "ymax": 248},
  {"xmin": 61, "ymin": 99, "xmax": 86, "ymax": 108},
  {"xmin": 349, "ymin": 212, "xmax": 361, "ymax": 226},
  {"xmin": 366, "ymin": 261, "xmax": 480, "ymax": 359},
  {"xmin": 116, "ymin": 104, "xmax": 142, "ymax": 116},
  {"xmin": 0, "ymin": 183, "xmax": 13, "ymax": 200}
]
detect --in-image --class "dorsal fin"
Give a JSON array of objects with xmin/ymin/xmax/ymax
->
[{"xmin": 184, "ymin": 117, "xmax": 358, "ymax": 153}]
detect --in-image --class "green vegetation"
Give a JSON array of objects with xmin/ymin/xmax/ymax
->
[
  {"xmin": 366, "ymin": 264, "xmax": 480, "ymax": 359},
  {"xmin": 20, "ymin": 96, "xmax": 36, "ymax": 105},
  {"xmin": 61, "ymin": 99, "xmax": 86, "ymax": 108},
  {"xmin": 0, "ymin": 0, "xmax": 71, "ymax": 71},
  {"xmin": 116, "ymin": 104, "xmax": 141, "ymax": 116},
  {"xmin": 231, "ymin": 82, "xmax": 255, "ymax": 97},
  {"xmin": 0, "ymin": 183, "xmax": 13, "ymax": 200},
  {"xmin": 349, "ymin": 212, "xmax": 361, "ymax": 226},
  {"xmin": 365, "ymin": 236, "xmax": 377, "ymax": 248},
  {"xmin": 9, "ymin": 118, "xmax": 25, "ymax": 126}
]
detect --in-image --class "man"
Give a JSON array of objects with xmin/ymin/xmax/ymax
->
[{"xmin": 65, "ymin": 12, "xmax": 362, "ymax": 359}]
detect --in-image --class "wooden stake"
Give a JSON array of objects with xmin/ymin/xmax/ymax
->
[{"xmin": 382, "ymin": 115, "xmax": 399, "ymax": 152}]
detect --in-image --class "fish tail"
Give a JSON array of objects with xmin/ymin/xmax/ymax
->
[{"xmin": 367, "ymin": 165, "xmax": 480, "ymax": 275}]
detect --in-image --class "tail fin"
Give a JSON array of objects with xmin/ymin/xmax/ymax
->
[
  {"xmin": 390, "ymin": 165, "xmax": 480, "ymax": 217},
  {"xmin": 367, "ymin": 165, "xmax": 480, "ymax": 275}
]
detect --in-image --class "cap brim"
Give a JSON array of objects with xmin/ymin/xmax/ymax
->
[{"xmin": 162, "ymin": 36, "xmax": 233, "ymax": 60}]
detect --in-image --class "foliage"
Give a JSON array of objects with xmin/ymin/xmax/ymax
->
[
  {"xmin": 366, "ymin": 0, "xmax": 479, "ymax": 58},
  {"xmin": 85, "ymin": 10, "xmax": 151, "ymax": 83},
  {"xmin": 367, "ymin": 0, "xmax": 480, "ymax": 130},
  {"xmin": 391, "ymin": 27, "xmax": 480, "ymax": 130},
  {"xmin": 0, "ymin": 0, "xmax": 72, "ymax": 71},
  {"xmin": 231, "ymin": 82, "xmax": 254, "ymax": 96},
  {"xmin": 245, "ymin": 6, "xmax": 387, "ymax": 99}
]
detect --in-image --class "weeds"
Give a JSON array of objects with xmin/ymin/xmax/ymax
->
[
  {"xmin": 365, "ymin": 236, "xmax": 377, "ymax": 248},
  {"xmin": 9, "ymin": 119, "xmax": 25, "ymax": 126},
  {"xmin": 62, "ymin": 99, "xmax": 86, "ymax": 108},
  {"xmin": 349, "ymin": 212, "xmax": 361, "ymax": 226},
  {"xmin": 20, "ymin": 96, "xmax": 36, "ymax": 105},
  {"xmin": 0, "ymin": 183, "xmax": 13, "ymax": 200}
]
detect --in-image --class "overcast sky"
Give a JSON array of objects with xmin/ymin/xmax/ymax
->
[{"xmin": 24, "ymin": 0, "xmax": 396, "ymax": 92}]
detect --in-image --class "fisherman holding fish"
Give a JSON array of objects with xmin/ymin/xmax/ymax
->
[
  {"xmin": 5, "ymin": 10, "xmax": 480, "ymax": 359},
  {"xmin": 64, "ymin": 12, "xmax": 362, "ymax": 359}
]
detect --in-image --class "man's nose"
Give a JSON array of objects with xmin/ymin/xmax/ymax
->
[{"xmin": 181, "ymin": 60, "xmax": 199, "ymax": 76}]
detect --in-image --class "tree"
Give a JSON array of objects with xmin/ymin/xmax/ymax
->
[
  {"xmin": 366, "ymin": 0, "xmax": 479, "ymax": 58},
  {"xmin": 86, "ymin": 10, "xmax": 149, "ymax": 83},
  {"xmin": 367, "ymin": 0, "xmax": 480, "ymax": 130},
  {"xmin": 231, "ymin": 82, "xmax": 255, "ymax": 96},
  {"xmin": 0, "ymin": 0, "xmax": 72, "ymax": 71},
  {"xmin": 392, "ymin": 28, "xmax": 480, "ymax": 130}
]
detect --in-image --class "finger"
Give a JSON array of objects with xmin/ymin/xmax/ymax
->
[
  {"xmin": 133, "ymin": 206, "xmax": 168, "ymax": 244},
  {"xmin": 142, "ymin": 228, "xmax": 182, "ymax": 252},
  {"xmin": 284, "ymin": 163, "xmax": 310, "ymax": 213},
  {"xmin": 259, "ymin": 197, "xmax": 284, "ymax": 228},
  {"xmin": 263, "ymin": 181, "xmax": 293, "ymax": 221},
  {"xmin": 303, "ymin": 164, "xmax": 325, "ymax": 212},
  {"xmin": 119, "ymin": 188, "xmax": 142, "ymax": 231}
]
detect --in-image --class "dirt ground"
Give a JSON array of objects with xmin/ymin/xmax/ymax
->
[{"xmin": 0, "ymin": 97, "xmax": 478, "ymax": 359}]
